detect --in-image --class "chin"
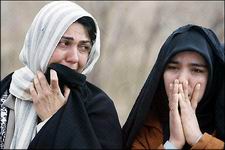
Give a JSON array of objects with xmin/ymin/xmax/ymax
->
[
  {"xmin": 73, "ymin": 68, "xmax": 82, "ymax": 73},
  {"xmin": 65, "ymin": 65, "xmax": 78, "ymax": 70}
]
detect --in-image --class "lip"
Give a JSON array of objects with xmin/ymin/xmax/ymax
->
[{"xmin": 62, "ymin": 63, "xmax": 78, "ymax": 70}]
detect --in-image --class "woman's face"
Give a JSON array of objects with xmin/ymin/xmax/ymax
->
[
  {"xmin": 49, "ymin": 22, "xmax": 92, "ymax": 73},
  {"xmin": 163, "ymin": 51, "xmax": 208, "ymax": 101}
]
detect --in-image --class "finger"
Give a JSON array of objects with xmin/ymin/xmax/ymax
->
[
  {"xmin": 179, "ymin": 84, "xmax": 190, "ymax": 107},
  {"xmin": 170, "ymin": 80, "xmax": 179, "ymax": 108},
  {"xmin": 33, "ymin": 76, "xmax": 42, "ymax": 94},
  {"xmin": 169, "ymin": 93, "xmax": 182, "ymax": 131},
  {"xmin": 172, "ymin": 93, "xmax": 179, "ymax": 112},
  {"xmin": 178, "ymin": 93, "xmax": 185, "ymax": 108},
  {"xmin": 168, "ymin": 83, "xmax": 173, "ymax": 101},
  {"xmin": 173, "ymin": 79, "xmax": 179, "ymax": 95},
  {"xmin": 29, "ymin": 83, "xmax": 38, "ymax": 103},
  {"xmin": 64, "ymin": 86, "xmax": 70, "ymax": 102},
  {"xmin": 170, "ymin": 94, "xmax": 180, "ymax": 118},
  {"xmin": 50, "ymin": 69, "xmax": 60, "ymax": 91},
  {"xmin": 178, "ymin": 84, "xmax": 185, "ymax": 98},
  {"xmin": 37, "ymin": 70, "xmax": 50, "ymax": 90},
  {"xmin": 170, "ymin": 82, "xmax": 179, "ymax": 111},
  {"xmin": 191, "ymin": 83, "xmax": 201, "ymax": 110},
  {"xmin": 183, "ymin": 80, "xmax": 189, "ymax": 100}
]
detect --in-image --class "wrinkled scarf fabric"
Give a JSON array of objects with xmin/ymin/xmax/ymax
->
[
  {"xmin": 122, "ymin": 24, "xmax": 224, "ymax": 148},
  {"xmin": 28, "ymin": 63, "xmax": 122, "ymax": 149},
  {"xmin": 8, "ymin": 1, "xmax": 100, "ymax": 149}
]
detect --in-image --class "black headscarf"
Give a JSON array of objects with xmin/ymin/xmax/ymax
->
[
  {"xmin": 122, "ymin": 24, "xmax": 224, "ymax": 148},
  {"xmin": 27, "ymin": 63, "xmax": 122, "ymax": 149}
]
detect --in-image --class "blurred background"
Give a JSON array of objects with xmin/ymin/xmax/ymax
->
[{"xmin": 1, "ymin": 1, "xmax": 224, "ymax": 126}]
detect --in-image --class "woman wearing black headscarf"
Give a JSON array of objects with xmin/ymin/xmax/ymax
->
[
  {"xmin": 1, "ymin": 1, "xmax": 122, "ymax": 149},
  {"xmin": 123, "ymin": 24, "xmax": 224, "ymax": 149}
]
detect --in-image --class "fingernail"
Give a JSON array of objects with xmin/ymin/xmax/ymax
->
[
  {"xmin": 50, "ymin": 69, "xmax": 58, "ymax": 80},
  {"xmin": 50, "ymin": 69, "xmax": 55, "ymax": 76},
  {"xmin": 197, "ymin": 84, "xmax": 200, "ymax": 89},
  {"xmin": 50, "ymin": 69, "xmax": 53, "ymax": 77},
  {"xmin": 50, "ymin": 69, "xmax": 57, "ymax": 74},
  {"xmin": 169, "ymin": 83, "xmax": 173, "ymax": 89}
]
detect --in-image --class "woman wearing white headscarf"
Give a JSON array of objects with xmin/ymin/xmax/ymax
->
[{"xmin": 0, "ymin": 1, "xmax": 122, "ymax": 149}]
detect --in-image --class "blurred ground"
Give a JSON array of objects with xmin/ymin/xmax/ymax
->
[{"xmin": 1, "ymin": 1, "xmax": 224, "ymax": 125}]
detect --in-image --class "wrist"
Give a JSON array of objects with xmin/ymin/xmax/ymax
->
[
  {"xmin": 36, "ymin": 116, "xmax": 51, "ymax": 133},
  {"xmin": 164, "ymin": 140, "xmax": 178, "ymax": 149},
  {"xmin": 169, "ymin": 138, "xmax": 183, "ymax": 149},
  {"xmin": 39, "ymin": 113, "xmax": 53, "ymax": 121},
  {"xmin": 190, "ymin": 132, "xmax": 203, "ymax": 146}
]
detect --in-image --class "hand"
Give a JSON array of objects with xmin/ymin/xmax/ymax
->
[
  {"xmin": 178, "ymin": 80, "xmax": 202, "ymax": 146},
  {"xmin": 168, "ymin": 79, "xmax": 185, "ymax": 149},
  {"xmin": 30, "ymin": 69, "xmax": 70, "ymax": 121}
]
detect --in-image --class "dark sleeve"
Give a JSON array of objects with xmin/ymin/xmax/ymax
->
[
  {"xmin": 1, "ymin": 72, "xmax": 13, "ymax": 96},
  {"xmin": 86, "ymin": 83, "xmax": 123, "ymax": 149},
  {"xmin": 191, "ymin": 133, "xmax": 224, "ymax": 149}
]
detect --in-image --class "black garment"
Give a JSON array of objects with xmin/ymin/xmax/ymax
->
[
  {"xmin": 122, "ymin": 24, "xmax": 224, "ymax": 149},
  {"xmin": 1, "ymin": 72, "xmax": 13, "ymax": 96},
  {"xmin": 1, "ymin": 64, "xmax": 122, "ymax": 149},
  {"xmin": 0, "ymin": 73, "xmax": 13, "ymax": 148}
]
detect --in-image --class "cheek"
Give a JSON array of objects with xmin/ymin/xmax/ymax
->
[
  {"xmin": 48, "ymin": 50, "xmax": 64, "ymax": 64},
  {"xmin": 163, "ymin": 71, "xmax": 176, "ymax": 96},
  {"xmin": 76, "ymin": 53, "xmax": 89, "ymax": 72},
  {"xmin": 190, "ymin": 76, "xmax": 208, "ymax": 99},
  {"xmin": 199, "ymin": 78, "xmax": 208, "ymax": 99},
  {"xmin": 79, "ymin": 54, "xmax": 89, "ymax": 67}
]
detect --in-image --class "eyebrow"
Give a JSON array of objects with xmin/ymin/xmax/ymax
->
[
  {"xmin": 61, "ymin": 36, "xmax": 74, "ymax": 41},
  {"xmin": 61, "ymin": 36, "xmax": 91, "ymax": 44},
  {"xmin": 168, "ymin": 60, "xmax": 207, "ymax": 68},
  {"xmin": 191, "ymin": 63, "xmax": 207, "ymax": 68}
]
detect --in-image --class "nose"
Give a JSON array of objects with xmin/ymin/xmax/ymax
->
[
  {"xmin": 66, "ymin": 46, "xmax": 79, "ymax": 63},
  {"xmin": 178, "ymin": 70, "xmax": 189, "ymax": 84}
]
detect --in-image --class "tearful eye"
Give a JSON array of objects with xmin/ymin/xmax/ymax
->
[
  {"xmin": 57, "ymin": 38, "xmax": 72, "ymax": 49},
  {"xmin": 168, "ymin": 66, "xmax": 177, "ymax": 69},
  {"xmin": 78, "ymin": 44, "xmax": 91, "ymax": 53},
  {"xmin": 192, "ymin": 68, "xmax": 204, "ymax": 73},
  {"xmin": 166, "ymin": 65, "xmax": 179, "ymax": 71},
  {"xmin": 57, "ymin": 41, "xmax": 68, "ymax": 48}
]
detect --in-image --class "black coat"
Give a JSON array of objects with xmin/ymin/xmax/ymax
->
[
  {"xmin": 122, "ymin": 24, "xmax": 224, "ymax": 149},
  {"xmin": 1, "ymin": 64, "xmax": 122, "ymax": 149}
]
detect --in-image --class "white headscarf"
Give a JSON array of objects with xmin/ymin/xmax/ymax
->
[
  {"xmin": 8, "ymin": 1, "xmax": 100, "ymax": 148},
  {"xmin": 9, "ymin": 1, "xmax": 100, "ymax": 100}
]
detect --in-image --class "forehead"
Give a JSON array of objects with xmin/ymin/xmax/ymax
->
[
  {"xmin": 63, "ymin": 22, "xmax": 89, "ymax": 39},
  {"xmin": 170, "ymin": 51, "xmax": 206, "ymax": 64}
]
